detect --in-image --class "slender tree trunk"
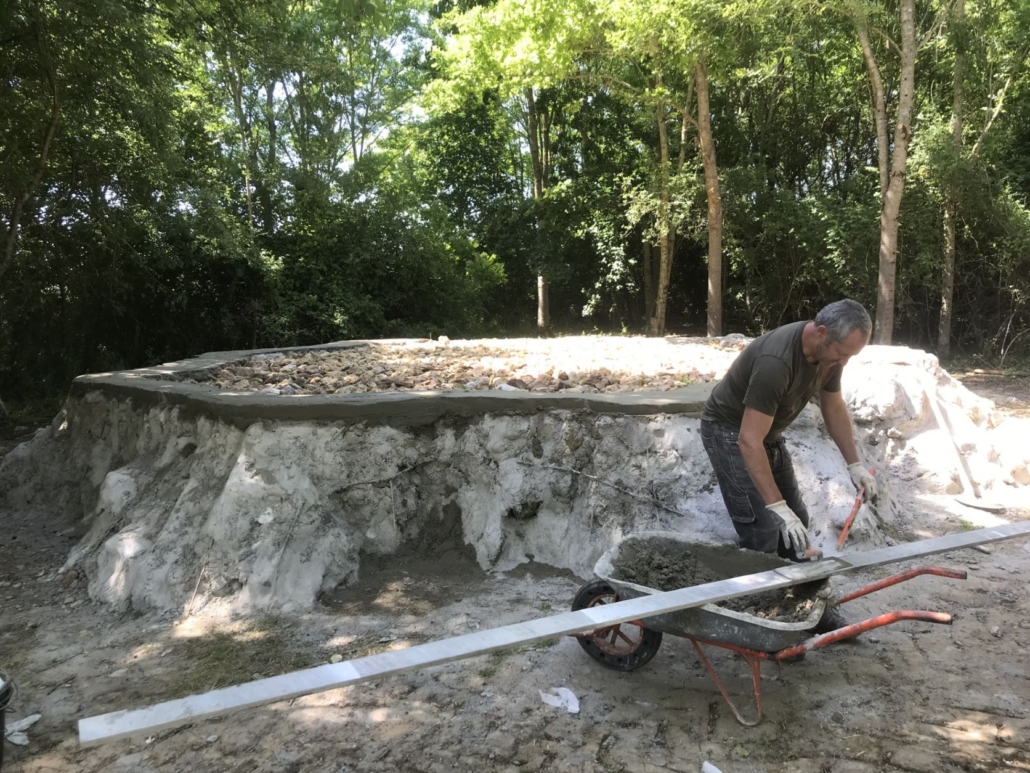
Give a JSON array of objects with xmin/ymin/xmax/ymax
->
[
  {"xmin": 695, "ymin": 59, "xmax": 723, "ymax": 337},
  {"xmin": 642, "ymin": 239, "xmax": 655, "ymax": 322},
  {"xmin": 872, "ymin": 0, "xmax": 917, "ymax": 344},
  {"xmin": 650, "ymin": 103, "xmax": 674, "ymax": 337},
  {"xmin": 536, "ymin": 276, "xmax": 550, "ymax": 331},
  {"xmin": 857, "ymin": 20, "xmax": 890, "ymax": 200},
  {"xmin": 525, "ymin": 89, "xmax": 543, "ymax": 200},
  {"xmin": 260, "ymin": 80, "xmax": 277, "ymax": 233},
  {"xmin": 525, "ymin": 88, "xmax": 550, "ymax": 335},
  {"xmin": 648, "ymin": 97, "xmax": 693, "ymax": 335},
  {"xmin": 938, "ymin": 0, "xmax": 964, "ymax": 360},
  {"xmin": 222, "ymin": 55, "xmax": 256, "ymax": 227},
  {"xmin": 970, "ymin": 49, "xmax": 1023, "ymax": 158},
  {"xmin": 940, "ymin": 197, "xmax": 958, "ymax": 357}
]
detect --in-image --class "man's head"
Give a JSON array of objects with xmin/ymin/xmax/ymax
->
[{"xmin": 812, "ymin": 299, "xmax": 871, "ymax": 368}]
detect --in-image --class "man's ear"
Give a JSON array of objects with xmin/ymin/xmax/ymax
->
[{"xmin": 814, "ymin": 324, "xmax": 830, "ymax": 344}]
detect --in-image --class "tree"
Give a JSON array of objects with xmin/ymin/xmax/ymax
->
[
  {"xmin": 852, "ymin": 0, "xmax": 920, "ymax": 344},
  {"xmin": 937, "ymin": 0, "xmax": 964, "ymax": 359},
  {"xmin": 936, "ymin": 0, "xmax": 1028, "ymax": 358},
  {"xmin": 436, "ymin": 0, "xmax": 741, "ymax": 336},
  {"xmin": 696, "ymin": 58, "xmax": 723, "ymax": 336}
]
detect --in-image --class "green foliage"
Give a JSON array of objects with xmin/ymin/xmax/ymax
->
[
  {"xmin": 4, "ymin": 0, "xmax": 1030, "ymax": 400},
  {"xmin": 0, "ymin": 0, "xmax": 502, "ymax": 397},
  {"xmin": 265, "ymin": 157, "xmax": 506, "ymax": 343}
]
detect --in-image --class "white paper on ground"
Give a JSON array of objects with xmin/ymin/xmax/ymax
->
[
  {"xmin": 701, "ymin": 763, "xmax": 725, "ymax": 773},
  {"xmin": 5, "ymin": 713, "xmax": 42, "ymax": 746},
  {"xmin": 538, "ymin": 687, "xmax": 580, "ymax": 714}
]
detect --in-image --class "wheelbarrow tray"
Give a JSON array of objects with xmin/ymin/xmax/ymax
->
[{"xmin": 593, "ymin": 532, "xmax": 831, "ymax": 653}]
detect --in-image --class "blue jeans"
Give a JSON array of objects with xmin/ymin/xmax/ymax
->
[{"xmin": 700, "ymin": 419, "xmax": 810, "ymax": 560}]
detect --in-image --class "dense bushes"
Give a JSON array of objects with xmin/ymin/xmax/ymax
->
[{"xmin": 3, "ymin": 0, "xmax": 1030, "ymax": 401}]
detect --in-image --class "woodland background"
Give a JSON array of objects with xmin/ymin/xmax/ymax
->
[{"xmin": 3, "ymin": 0, "xmax": 1030, "ymax": 401}]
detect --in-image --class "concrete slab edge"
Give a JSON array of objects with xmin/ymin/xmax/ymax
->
[{"xmin": 69, "ymin": 340, "xmax": 712, "ymax": 428}]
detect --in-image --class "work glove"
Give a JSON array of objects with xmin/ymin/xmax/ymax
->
[
  {"xmin": 766, "ymin": 500, "xmax": 810, "ymax": 555},
  {"xmin": 848, "ymin": 463, "xmax": 878, "ymax": 503}
]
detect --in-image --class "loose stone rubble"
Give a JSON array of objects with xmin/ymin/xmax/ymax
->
[{"xmin": 173, "ymin": 336, "xmax": 747, "ymax": 395}]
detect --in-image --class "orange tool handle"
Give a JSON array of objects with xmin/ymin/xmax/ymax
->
[{"xmin": 837, "ymin": 466, "xmax": 875, "ymax": 549}]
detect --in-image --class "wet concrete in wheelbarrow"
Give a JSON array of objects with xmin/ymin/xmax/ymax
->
[{"xmin": 609, "ymin": 540, "xmax": 823, "ymax": 623}]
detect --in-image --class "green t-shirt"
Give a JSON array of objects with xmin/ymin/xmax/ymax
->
[{"xmin": 702, "ymin": 321, "xmax": 842, "ymax": 437}]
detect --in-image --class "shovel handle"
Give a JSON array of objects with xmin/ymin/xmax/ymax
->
[{"xmin": 837, "ymin": 467, "xmax": 875, "ymax": 549}]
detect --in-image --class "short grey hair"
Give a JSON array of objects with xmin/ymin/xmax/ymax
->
[{"xmin": 815, "ymin": 299, "xmax": 872, "ymax": 343}]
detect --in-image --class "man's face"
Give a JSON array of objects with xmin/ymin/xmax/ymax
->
[{"xmin": 815, "ymin": 326, "xmax": 867, "ymax": 368}]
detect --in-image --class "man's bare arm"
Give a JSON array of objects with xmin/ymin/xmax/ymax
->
[
  {"xmin": 739, "ymin": 407, "xmax": 782, "ymax": 505},
  {"xmin": 820, "ymin": 389, "xmax": 860, "ymax": 465}
]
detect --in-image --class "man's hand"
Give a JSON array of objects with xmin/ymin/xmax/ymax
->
[
  {"xmin": 766, "ymin": 500, "xmax": 810, "ymax": 554},
  {"xmin": 848, "ymin": 463, "xmax": 878, "ymax": 502}
]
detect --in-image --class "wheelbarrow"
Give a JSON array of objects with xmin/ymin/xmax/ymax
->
[{"xmin": 571, "ymin": 532, "xmax": 966, "ymax": 725}]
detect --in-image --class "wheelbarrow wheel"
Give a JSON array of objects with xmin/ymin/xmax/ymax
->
[{"xmin": 571, "ymin": 580, "xmax": 662, "ymax": 672}]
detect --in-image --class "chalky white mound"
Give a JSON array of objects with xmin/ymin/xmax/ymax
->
[{"xmin": 1, "ymin": 339, "xmax": 1024, "ymax": 614}]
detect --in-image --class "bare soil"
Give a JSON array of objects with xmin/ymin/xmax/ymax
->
[
  {"xmin": 953, "ymin": 371, "xmax": 1030, "ymax": 419},
  {"xmin": 2, "ymin": 491, "xmax": 1028, "ymax": 773}
]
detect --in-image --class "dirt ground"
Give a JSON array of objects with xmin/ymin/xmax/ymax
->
[
  {"xmin": 2, "ymin": 387, "xmax": 1030, "ymax": 773},
  {"xmin": 953, "ymin": 371, "xmax": 1030, "ymax": 419}
]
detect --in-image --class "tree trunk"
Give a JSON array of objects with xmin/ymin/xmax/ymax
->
[
  {"xmin": 526, "ymin": 87, "xmax": 550, "ymax": 335},
  {"xmin": 536, "ymin": 275, "xmax": 550, "ymax": 332},
  {"xmin": 650, "ymin": 102, "xmax": 674, "ymax": 337},
  {"xmin": 526, "ymin": 88, "xmax": 544, "ymax": 200},
  {"xmin": 938, "ymin": 0, "xmax": 964, "ymax": 360},
  {"xmin": 939, "ymin": 198, "xmax": 958, "ymax": 358},
  {"xmin": 260, "ymin": 80, "xmax": 277, "ymax": 233},
  {"xmin": 695, "ymin": 59, "xmax": 723, "ymax": 337},
  {"xmin": 642, "ymin": 239, "xmax": 655, "ymax": 322},
  {"xmin": 872, "ymin": 0, "xmax": 917, "ymax": 345},
  {"xmin": 857, "ymin": 20, "xmax": 890, "ymax": 200},
  {"xmin": 221, "ymin": 54, "xmax": 256, "ymax": 227}
]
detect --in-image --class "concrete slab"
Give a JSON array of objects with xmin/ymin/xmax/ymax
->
[{"xmin": 69, "ymin": 340, "xmax": 711, "ymax": 428}]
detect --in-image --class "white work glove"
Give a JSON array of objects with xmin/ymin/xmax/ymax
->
[
  {"xmin": 848, "ymin": 463, "xmax": 878, "ymax": 502},
  {"xmin": 766, "ymin": 500, "xmax": 810, "ymax": 555}
]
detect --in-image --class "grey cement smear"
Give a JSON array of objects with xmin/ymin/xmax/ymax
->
[{"xmin": 65, "ymin": 340, "xmax": 711, "ymax": 429}]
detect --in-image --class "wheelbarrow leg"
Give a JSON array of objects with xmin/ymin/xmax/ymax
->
[{"xmin": 689, "ymin": 639, "xmax": 765, "ymax": 727}]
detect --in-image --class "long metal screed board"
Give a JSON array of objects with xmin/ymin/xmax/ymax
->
[{"xmin": 79, "ymin": 521, "xmax": 1030, "ymax": 746}]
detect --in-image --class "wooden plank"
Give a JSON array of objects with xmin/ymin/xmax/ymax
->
[{"xmin": 78, "ymin": 521, "xmax": 1030, "ymax": 746}]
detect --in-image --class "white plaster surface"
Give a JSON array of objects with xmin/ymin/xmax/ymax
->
[{"xmin": 2, "ymin": 342, "xmax": 1025, "ymax": 613}]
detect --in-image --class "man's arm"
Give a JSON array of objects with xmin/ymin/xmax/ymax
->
[
  {"xmin": 819, "ymin": 388, "xmax": 859, "ymax": 465},
  {"xmin": 740, "ymin": 406, "xmax": 812, "ymax": 554},
  {"xmin": 739, "ymin": 407, "xmax": 782, "ymax": 504}
]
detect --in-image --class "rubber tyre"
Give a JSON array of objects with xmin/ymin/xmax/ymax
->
[{"xmin": 571, "ymin": 580, "xmax": 662, "ymax": 672}]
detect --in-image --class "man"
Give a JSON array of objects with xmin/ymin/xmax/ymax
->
[{"xmin": 701, "ymin": 299, "xmax": 877, "ymax": 562}]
